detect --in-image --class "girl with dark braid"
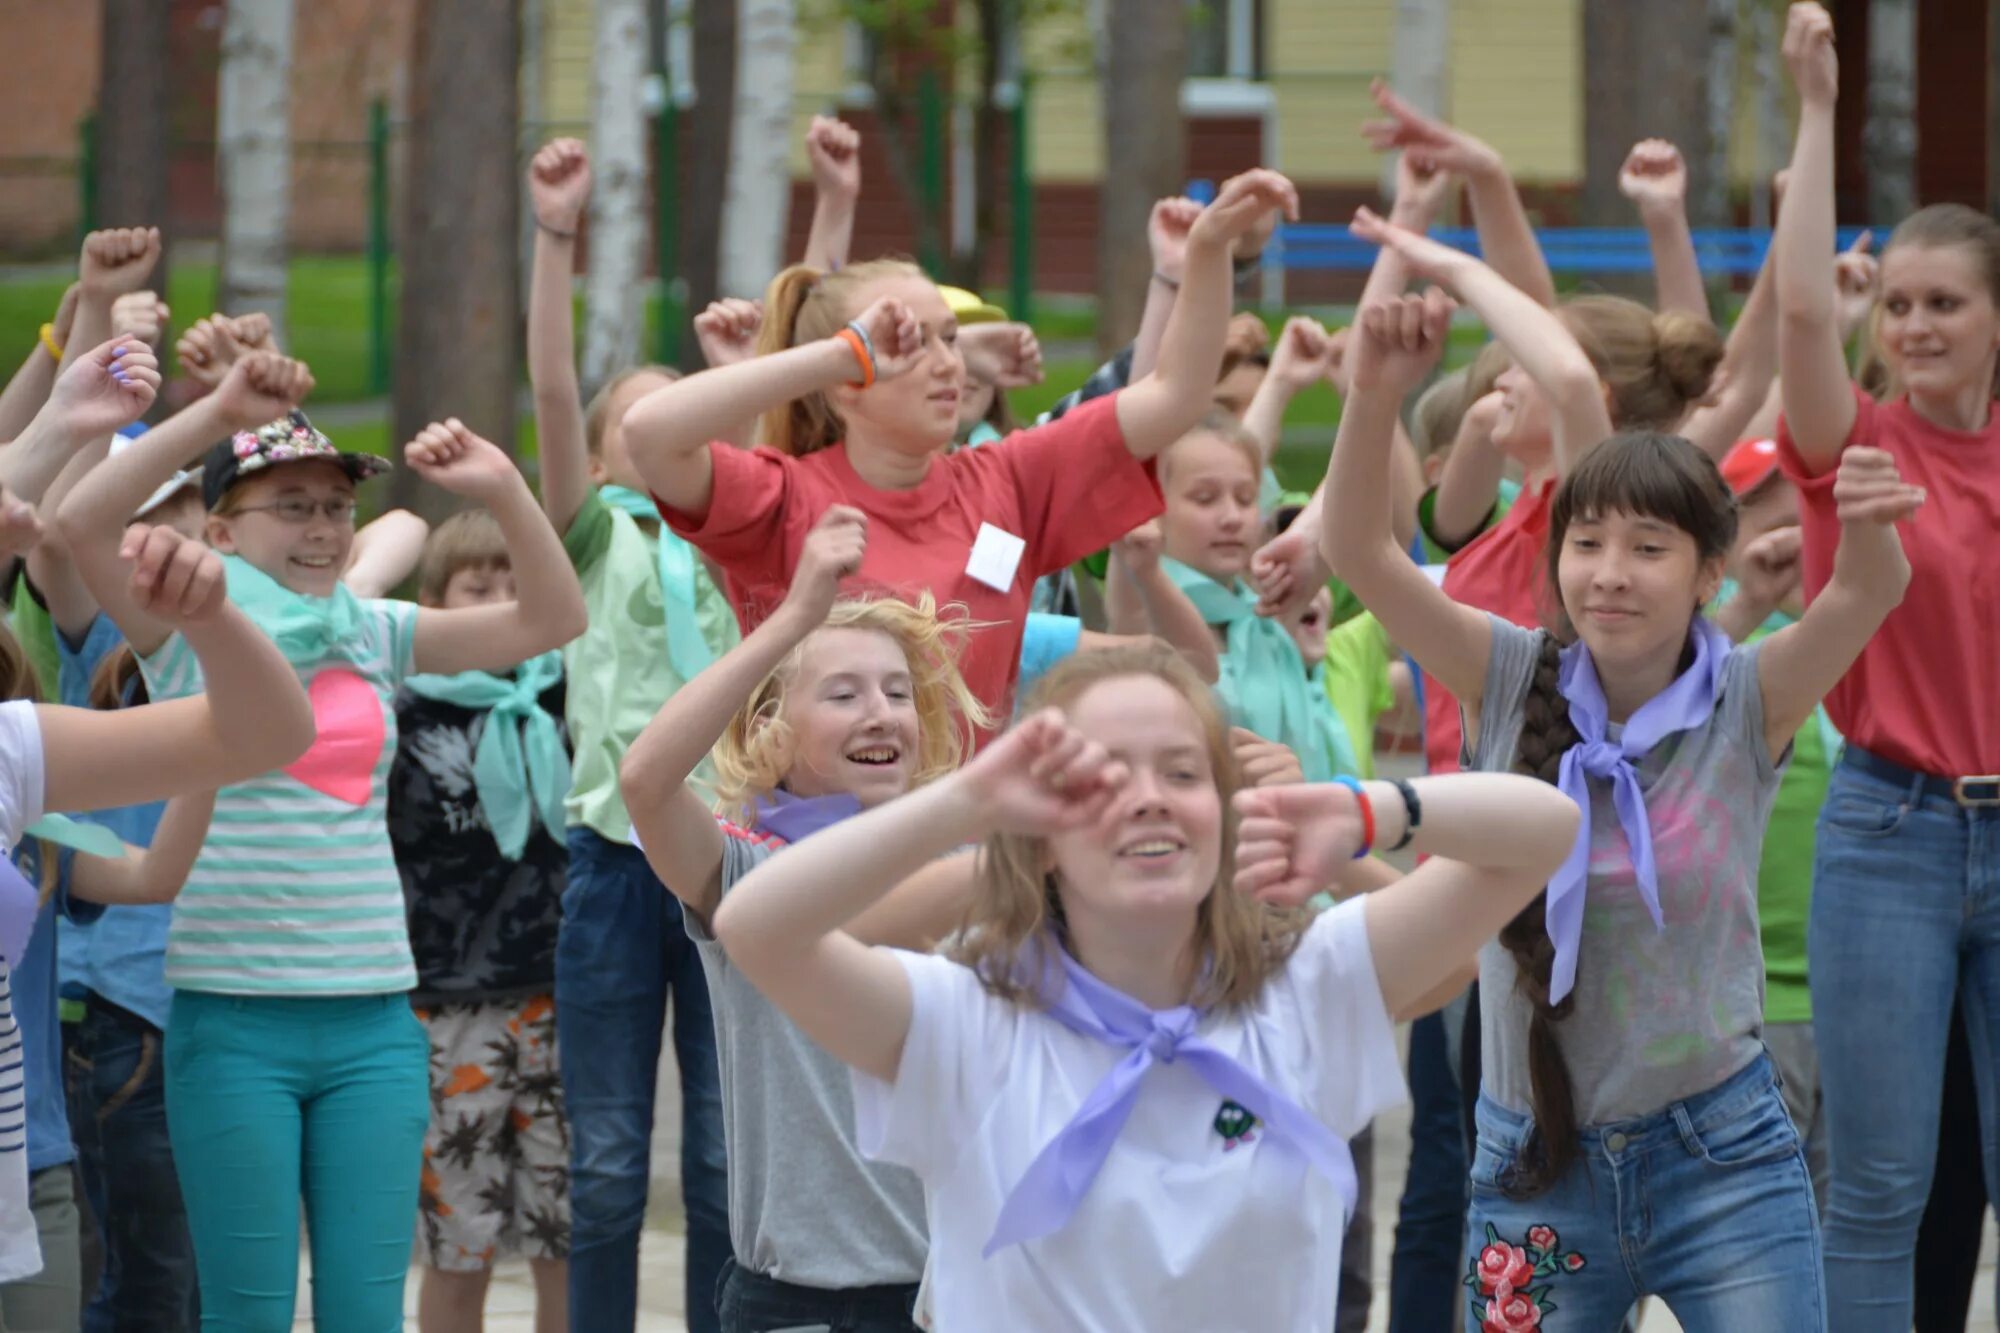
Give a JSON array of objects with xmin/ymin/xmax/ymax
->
[{"xmin": 1321, "ymin": 285, "xmax": 1917, "ymax": 1330}]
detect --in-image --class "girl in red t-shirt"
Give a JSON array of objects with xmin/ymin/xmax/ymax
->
[
  {"xmin": 1773, "ymin": 6, "xmax": 2000, "ymax": 1322},
  {"xmin": 623, "ymin": 171, "xmax": 1297, "ymax": 729}
]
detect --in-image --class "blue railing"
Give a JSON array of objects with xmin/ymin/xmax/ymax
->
[{"xmin": 1270, "ymin": 224, "xmax": 1876, "ymax": 276}]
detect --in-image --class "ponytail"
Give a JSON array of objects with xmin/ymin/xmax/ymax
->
[
  {"xmin": 1497, "ymin": 632, "xmax": 1585, "ymax": 1196},
  {"xmin": 754, "ymin": 256, "xmax": 928, "ymax": 457}
]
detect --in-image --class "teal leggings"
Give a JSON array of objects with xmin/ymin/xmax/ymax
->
[{"xmin": 165, "ymin": 991, "xmax": 429, "ymax": 1333}]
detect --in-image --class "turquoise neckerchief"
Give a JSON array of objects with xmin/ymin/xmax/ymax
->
[
  {"xmin": 222, "ymin": 553, "xmax": 365, "ymax": 669},
  {"xmin": 1715, "ymin": 578, "xmax": 1842, "ymax": 763},
  {"xmin": 25, "ymin": 813, "xmax": 124, "ymax": 859},
  {"xmin": 1161, "ymin": 557, "xmax": 1357, "ymax": 784},
  {"xmin": 598, "ymin": 484, "xmax": 718, "ymax": 682},
  {"xmin": 404, "ymin": 652, "xmax": 567, "ymax": 860}
]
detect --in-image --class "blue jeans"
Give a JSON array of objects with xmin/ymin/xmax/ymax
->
[
  {"xmin": 716, "ymin": 1259, "xmax": 920, "ymax": 1333},
  {"xmin": 165, "ymin": 990, "xmax": 430, "ymax": 1333},
  {"xmin": 1809, "ymin": 755, "xmax": 2000, "ymax": 1331},
  {"xmin": 557, "ymin": 828, "xmax": 729, "ymax": 1333},
  {"xmin": 1465, "ymin": 1054, "xmax": 1824, "ymax": 1331},
  {"xmin": 1388, "ymin": 1010, "xmax": 1467, "ymax": 1333},
  {"xmin": 64, "ymin": 999, "xmax": 198, "ymax": 1333}
]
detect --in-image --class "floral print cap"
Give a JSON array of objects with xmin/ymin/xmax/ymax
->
[{"xmin": 200, "ymin": 409, "xmax": 392, "ymax": 510}]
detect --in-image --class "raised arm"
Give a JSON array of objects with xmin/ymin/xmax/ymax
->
[
  {"xmin": 1320, "ymin": 292, "xmax": 1494, "ymax": 709},
  {"xmin": 61, "ymin": 229, "xmax": 162, "ymax": 380},
  {"xmin": 39, "ymin": 527, "xmax": 314, "ymax": 813},
  {"xmin": 801, "ymin": 115, "xmax": 861, "ymax": 272},
  {"xmin": 0, "ymin": 338, "xmax": 161, "ymax": 506},
  {"xmin": 342, "ymin": 508, "xmax": 430, "ymax": 598},
  {"xmin": 621, "ymin": 506, "xmax": 866, "ymax": 924},
  {"xmin": 1362, "ymin": 80, "xmax": 1555, "ymax": 308},
  {"xmin": 1114, "ymin": 170, "xmax": 1299, "ymax": 457},
  {"xmin": 526, "ymin": 139, "xmax": 594, "ymax": 536},
  {"xmin": 1355, "ymin": 208, "xmax": 1614, "ymax": 476},
  {"xmin": 1428, "ymin": 388, "xmax": 1510, "ymax": 549},
  {"xmin": 1682, "ymin": 238, "xmax": 1782, "ymax": 458},
  {"xmin": 1107, "ymin": 521, "xmax": 1221, "ymax": 683},
  {"xmin": 1133, "ymin": 197, "xmax": 1202, "ymax": 382},
  {"xmin": 712, "ymin": 708, "xmax": 1128, "ymax": 1082},
  {"xmin": 1621, "ymin": 140, "xmax": 1709, "ymax": 321},
  {"xmin": 0, "ymin": 286, "xmax": 77, "ymax": 441},
  {"xmin": 1242, "ymin": 317, "xmax": 1337, "ymax": 468},
  {"xmin": 1233, "ymin": 772, "xmax": 1580, "ymax": 1020},
  {"xmin": 68, "ymin": 790, "xmax": 217, "ymax": 906},
  {"xmin": 625, "ymin": 296, "xmax": 924, "ymax": 516},
  {"xmin": 1775, "ymin": 3, "xmax": 1856, "ymax": 472},
  {"xmin": 1755, "ymin": 446, "xmax": 1914, "ymax": 755},
  {"xmin": 57, "ymin": 353, "xmax": 311, "ymax": 656},
  {"xmin": 405, "ymin": 421, "xmax": 587, "ymax": 674}
]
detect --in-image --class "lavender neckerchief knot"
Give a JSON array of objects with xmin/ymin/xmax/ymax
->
[
  {"xmin": 1545, "ymin": 617, "xmax": 1732, "ymax": 1006},
  {"xmin": 751, "ymin": 788, "xmax": 864, "ymax": 845},
  {"xmin": 0, "ymin": 850, "xmax": 37, "ymax": 970},
  {"xmin": 984, "ymin": 939, "xmax": 1357, "ymax": 1258}
]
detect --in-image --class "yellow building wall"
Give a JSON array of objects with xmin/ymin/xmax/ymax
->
[
  {"xmin": 1270, "ymin": 0, "xmax": 1393, "ymax": 181},
  {"xmin": 1447, "ymin": 0, "xmax": 1581, "ymax": 183},
  {"xmin": 540, "ymin": 0, "xmax": 595, "ymax": 128}
]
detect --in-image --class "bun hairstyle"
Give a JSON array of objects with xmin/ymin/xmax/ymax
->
[
  {"xmin": 1498, "ymin": 431, "xmax": 1737, "ymax": 1196},
  {"xmin": 1559, "ymin": 295, "xmax": 1725, "ymax": 431},
  {"xmin": 1873, "ymin": 203, "xmax": 2000, "ymax": 398},
  {"xmin": 755, "ymin": 257, "xmax": 928, "ymax": 457}
]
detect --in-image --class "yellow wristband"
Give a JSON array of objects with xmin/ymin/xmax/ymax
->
[{"xmin": 38, "ymin": 323, "xmax": 62, "ymax": 361}]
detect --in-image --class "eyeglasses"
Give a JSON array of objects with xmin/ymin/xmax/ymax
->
[{"xmin": 232, "ymin": 497, "xmax": 359, "ymax": 525}]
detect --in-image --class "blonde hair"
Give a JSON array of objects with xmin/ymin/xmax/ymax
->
[
  {"xmin": 417, "ymin": 509, "xmax": 509, "ymax": 604},
  {"xmin": 1410, "ymin": 340, "xmax": 1512, "ymax": 459},
  {"xmin": 586, "ymin": 365, "xmax": 682, "ymax": 456},
  {"xmin": 710, "ymin": 592, "xmax": 991, "ymax": 824},
  {"xmin": 755, "ymin": 258, "xmax": 929, "ymax": 457},
  {"xmin": 945, "ymin": 643, "xmax": 1310, "ymax": 1011},
  {"xmin": 1160, "ymin": 409, "xmax": 1264, "ymax": 488},
  {"xmin": 1559, "ymin": 295, "xmax": 1723, "ymax": 430}
]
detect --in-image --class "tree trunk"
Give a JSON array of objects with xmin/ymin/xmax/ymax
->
[
  {"xmin": 721, "ymin": 0, "xmax": 797, "ymax": 299},
  {"xmin": 216, "ymin": 0, "xmax": 295, "ymax": 347},
  {"xmin": 959, "ymin": 0, "xmax": 1011, "ymax": 290},
  {"xmin": 583, "ymin": 0, "xmax": 649, "ymax": 394},
  {"xmin": 1864, "ymin": 0, "xmax": 1916, "ymax": 220},
  {"xmin": 1097, "ymin": 0, "xmax": 1186, "ymax": 356},
  {"xmin": 1580, "ymin": 4, "xmax": 1639, "ymax": 228},
  {"xmin": 1383, "ymin": 0, "xmax": 1450, "ymax": 200},
  {"xmin": 393, "ymin": 0, "xmax": 521, "ymax": 519},
  {"xmin": 96, "ymin": 0, "xmax": 174, "ymax": 286},
  {"xmin": 1699, "ymin": 0, "xmax": 1740, "ymax": 231},
  {"xmin": 680, "ymin": 0, "xmax": 737, "ymax": 368}
]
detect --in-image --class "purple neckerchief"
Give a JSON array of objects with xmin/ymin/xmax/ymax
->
[
  {"xmin": 1546, "ymin": 617, "xmax": 1732, "ymax": 1005},
  {"xmin": 752, "ymin": 789, "xmax": 864, "ymax": 845},
  {"xmin": 984, "ymin": 939, "xmax": 1357, "ymax": 1257},
  {"xmin": 0, "ymin": 851, "xmax": 35, "ymax": 970}
]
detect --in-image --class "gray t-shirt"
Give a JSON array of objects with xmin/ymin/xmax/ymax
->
[
  {"xmin": 1468, "ymin": 616, "xmax": 1782, "ymax": 1125},
  {"xmin": 684, "ymin": 827, "xmax": 928, "ymax": 1288}
]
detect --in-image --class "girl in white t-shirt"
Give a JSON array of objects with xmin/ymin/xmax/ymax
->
[
  {"xmin": 0, "ymin": 507, "xmax": 314, "ymax": 1286},
  {"xmin": 707, "ymin": 639, "xmax": 1579, "ymax": 1329}
]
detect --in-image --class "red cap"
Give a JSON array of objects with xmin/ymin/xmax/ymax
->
[{"xmin": 1719, "ymin": 438, "xmax": 1782, "ymax": 498}]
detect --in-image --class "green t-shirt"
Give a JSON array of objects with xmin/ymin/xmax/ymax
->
[
  {"xmin": 560, "ymin": 489, "xmax": 738, "ymax": 844},
  {"xmin": 1744, "ymin": 612, "xmax": 1837, "ymax": 1026},
  {"xmin": 1415, "ymin": 477, "xmax": 1523, "ymax": 567},
  {"xmin": 6, "ymin": 573, "xmax": 60, "ymax": 702},
  {"xmin": 1319, "ymin": 612, "xmax": 1397, "ymax": 781}
]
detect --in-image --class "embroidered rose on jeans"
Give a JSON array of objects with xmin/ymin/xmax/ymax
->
[
  {"xmin": 1473, "ymin": 1242, "xmax": 1534, "ymax": 1295},
  {"xmin": 1464, "ymin": 1223, "xmax": 1587, "ymax": 1328},
  {"xmin": 1483, "ymin": 1285, "xmax": 1543, "ymax": 1333}
]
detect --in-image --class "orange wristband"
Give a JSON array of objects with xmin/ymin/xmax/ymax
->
[{"xmin": 833, "ymin": 327, "xmax": 875, "ymax": 389}]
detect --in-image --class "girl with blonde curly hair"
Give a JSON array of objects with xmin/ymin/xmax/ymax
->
[
  {"xmin": 619, "ymin": 506, "xmax": 988, "ymax": 1333},
  {"xmin": 705, "ymin": 630, "xmax": 1581, "ymax": 1329}
]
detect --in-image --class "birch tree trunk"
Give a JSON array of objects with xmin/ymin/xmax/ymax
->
[
  {"xmin": 720, "ymin": 0, "xmax": 797, "ymax": 299},
  {"xmin": 1699, "ymin": 0, "xmax": 1740, "ymax": 231},
  {"xmin": 583, "ymin": 0, "xmax": 649, "ymax": 393},
  {"xmin": 216, "ymin": 0, "xmax": 295, "ymax": 348},
  {"xmin": 1383, "ymin": 0, "xmax": 1450, "ymax": 200},
  {"xmin": 1864, "ymin": 0, "xmax": 1916, "ymax": 221}
]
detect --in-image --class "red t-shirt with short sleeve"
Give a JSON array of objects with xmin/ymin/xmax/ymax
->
[
  {"xmin": 1775, "ymin": 384, "xmax": 2000, "ymax": 776},
  {"xmin": 1422, "ymin": 477, "xmax": 1557, "ymax": 776},
  {"xmin": 657, "ymin": 392, "xmax": 1162, "ymax": 730}
]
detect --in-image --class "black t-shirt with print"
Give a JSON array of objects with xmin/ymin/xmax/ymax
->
[{"xmin": 388, "ymin": 679, "xmax": 569, "ymax": 1004}]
